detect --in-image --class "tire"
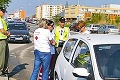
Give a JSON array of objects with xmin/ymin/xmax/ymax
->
[{"xmin": 103, "ymin": 31, "xmax": 106, "ymax": 34}]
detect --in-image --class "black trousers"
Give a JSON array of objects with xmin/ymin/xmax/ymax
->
[{"xmin": 50, "ymin": 46, "xmax": 62, "ymax": 79}]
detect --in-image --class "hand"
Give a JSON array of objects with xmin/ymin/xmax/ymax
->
[
  {"xmin": 6, "ymin": 31, "xmax": 10, "ymax": 37},
  {"xmin": 51, "ymin": 40, "xmax": 56, "ymax": 46}
]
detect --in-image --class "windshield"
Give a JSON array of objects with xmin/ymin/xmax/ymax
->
[
  {"xmin": 8, "ymin": 23, "xmax": 27, "ymax": 30},
  {"xmin": 94, "ymin": 44, "xmax": 120, "ymax": 79},
  {"xmin": 108, "ymin": 26, "xmax": 118, "ymax": 29}
]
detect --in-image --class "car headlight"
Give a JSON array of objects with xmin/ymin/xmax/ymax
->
[{"xmin": 23, "ymin": 35, "xmax": 30, "ymax": 38}]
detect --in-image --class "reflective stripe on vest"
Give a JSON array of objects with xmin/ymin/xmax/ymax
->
[
  {"xmin": 0, "ymin": 17, "xmax": 7, "ymax": 39},
  {"xmin": 54, "ymin": 26, "xmax": 69, "ymax": 47}
]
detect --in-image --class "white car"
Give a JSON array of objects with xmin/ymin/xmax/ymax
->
[
  {"xmin": 54, "ymin": 34, "xmax": 120, "ymax": 80},
  {"xmin": 86, "ymin": 24, "xmax": 100, "ymax": 33}
]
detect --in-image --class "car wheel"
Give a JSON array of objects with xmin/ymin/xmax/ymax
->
[
  {"xmin": 103, "ymin": 31, "xmax": 106, "ymax": 34},
  {"xmin": 55, "ymin": 73, "xmax": 59, "ymax": 80}
]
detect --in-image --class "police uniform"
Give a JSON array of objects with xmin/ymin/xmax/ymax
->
[
  {"xmin": 50, "ymin": 17, "xmax": 70, "ymax": 79},
  {"xmin": 0, "ymin": 7, "xmax": 9, "ymax": 75}
]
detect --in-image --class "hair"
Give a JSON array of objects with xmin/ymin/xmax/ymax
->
[
  {"xmin": 38, "ymin": 19, "xmax": 47, "ymax": 29},
  {"xmin": 77, "ymin": 20, "xmax": 85, "ymax": 28},
  {"xmin": 46, "ymin": 20, "xmax": 54, "ymax": 26}
]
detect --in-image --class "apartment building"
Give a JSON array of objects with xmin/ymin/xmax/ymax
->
[
  {"xmin": 35, "ymin": 4, "xmax": 64, "ymax": 20},
  {"xmin": 65, "ymin": 4, "xmax": 120, "ymax": 21},
  {"xmin": 7, "ymin": 10, "xmax": 26, "ymax": 20}
]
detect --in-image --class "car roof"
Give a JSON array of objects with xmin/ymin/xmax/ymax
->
[{"xmin": 69, "ymin": 34, "xmax": 120, "ymax": 45}]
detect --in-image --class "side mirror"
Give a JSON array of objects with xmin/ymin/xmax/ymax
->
[{"xmin": 72, "ymin": 68, "xmax": 90, "ymax": 77}]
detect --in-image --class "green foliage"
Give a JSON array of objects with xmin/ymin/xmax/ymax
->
[
  {"xmin": 52, "ymin": 15, "xmax": 61, "ymax": 26},
  {"xmin": 0, "ymin": 0, "xmax": 11, "ymax": 8},
  {"xmin": 65, "ymin": 24, "xmax": 70, "ymax": 27}
]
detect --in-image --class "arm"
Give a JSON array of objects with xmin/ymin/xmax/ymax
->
[{"xmin": 0, "ymin": 28, "xmax": 10, "ymax": 37}]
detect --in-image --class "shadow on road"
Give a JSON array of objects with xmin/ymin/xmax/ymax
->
[{"xmin": 8, "ymin": 63, "xmax": 29, "ymax": 77}]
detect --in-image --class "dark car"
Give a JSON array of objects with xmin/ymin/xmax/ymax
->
[
  {"xmin": 70, "ymin": 22, "xmax": 79, "ymax": 32},
  {"xmin": 7, "ymin": 23, "xmax": 31, "ymax": 43}
]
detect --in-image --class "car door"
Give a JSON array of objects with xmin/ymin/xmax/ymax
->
[
  {"xmin": 65, "ymin": 40, "xmax": 95, "ymax": 80},
  {"xmin": 58, "ymin": 38, "xmax": 78, "ymax": 79}
]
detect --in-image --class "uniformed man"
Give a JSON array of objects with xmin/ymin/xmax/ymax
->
[
  {"xmin": 0, "ymin": 7, "xmax": 10, "ymax": 76},
  {"xmin": 50, "ymin": 17, "xmax": 70, "ymax": 79}
]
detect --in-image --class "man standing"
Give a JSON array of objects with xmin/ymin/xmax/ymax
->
[
  {"xmin": 0, "ymin": 7, "xmax": 10, "ymax": 76},
  {"xmin": 50, "ymin": 17, "xmax": 70, "ymax": 79}
]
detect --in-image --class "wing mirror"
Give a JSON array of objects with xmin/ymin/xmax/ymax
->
[{"xmin": 72, "ymin": 68, "xmax": 90, "ymax": 78}]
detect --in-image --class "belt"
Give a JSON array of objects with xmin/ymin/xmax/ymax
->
[{"xmin": 0, "ymin": 39, "xmax": 7, "ymax": 41}]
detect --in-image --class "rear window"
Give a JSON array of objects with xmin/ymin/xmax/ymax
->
[
  {"xmin": 93, "ymin": 25, "xmax": 100, "ymax": 27},
  {"xmin": 108, "ymin": 26, "xmax": 118, "ymax": 29}
]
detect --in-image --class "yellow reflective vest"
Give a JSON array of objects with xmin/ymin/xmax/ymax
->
[
  {"xmin": 0, "ymin": 17, "xmax": 8, "ymax": 39},
  {"xmin": 54, "ymin": 26, "xmax": 69, "ymax": 47}
]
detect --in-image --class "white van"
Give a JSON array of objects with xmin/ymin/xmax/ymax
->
[{"xmin": 54, "ymin": 34, "xmax": 120, "ymax": 80}]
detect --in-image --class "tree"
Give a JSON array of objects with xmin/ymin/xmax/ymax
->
[
  {"xmin": 0, "ymin": 0, "xmax": 11, "ymax": 8},
  {"xmin": 52, "ymin": 15, "xmax": 61, "ymax": 26}
]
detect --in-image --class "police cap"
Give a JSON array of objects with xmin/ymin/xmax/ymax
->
[
  {"xmin": 59, "ymin": 17, "xmax": 65, "ymax": 23},
  {"xmin": 0, "ymin": 7, "xmax": 7, "ymax": 13}
]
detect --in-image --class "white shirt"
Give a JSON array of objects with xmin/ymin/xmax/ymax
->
[
  {"xmin": 59, "ymin": 28, "xmax": 65, "ymax": 40},
  {"xmin": 0, "ymin": 20, "xmax": 3, "ymax": 29},
  {"xmin": 50, "ymin": 32, "xmax": 55, "ymax": 54},
  {"xmin": 34, "ymin": 28, "xmax": 52, "ymax": 52}
]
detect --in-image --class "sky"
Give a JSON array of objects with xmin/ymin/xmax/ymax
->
[{"xmin": 6, "ymin": 0, "xmax": 120, "ymax": 16}]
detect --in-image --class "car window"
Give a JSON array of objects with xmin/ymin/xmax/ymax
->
[
  {"xmin": 94, "ymin": 44, "xmax": 120, "ymax": 78},
  {"xmin": 63, "ymin": 38, "xmax": 78, "ymax": 61},
  {"xmin": 93, "ymin": 25, "xmax": 100, "ymax": 27},
  {"xmin": 8, "ymin": 23, "xmax": 27, "ymax": 30},
  {"xmin": 108, "ymin": 26, "xmax": 118, "ymax": 29},
  {"xmin": 71, "ymin": 40, "xmax": 95, "ymax": 80}
]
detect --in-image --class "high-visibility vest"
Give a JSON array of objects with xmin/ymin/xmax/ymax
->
[
  {"xmin": 54, "ymin": 26, "xmax": 69, "ymax": 47},
  {"xmin": 0, "ymin": 17, "xmax": 8, "ymax": 39}
]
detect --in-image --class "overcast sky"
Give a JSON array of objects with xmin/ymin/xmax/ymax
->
[{"xmin": 7, "ymin": 0, "xmax": 120, "ymax": 16}]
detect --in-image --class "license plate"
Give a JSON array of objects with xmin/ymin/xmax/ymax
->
[{"xmin": 15, "ymin": 37, "xmax": 23, "ymax": 40}]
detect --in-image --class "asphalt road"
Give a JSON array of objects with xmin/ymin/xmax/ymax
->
[{"xmin": 8, "ymin": 24, "xmax": 38, "ymax": 80}]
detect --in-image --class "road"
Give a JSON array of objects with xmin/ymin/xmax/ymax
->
[
  {"xmin": 8, "ymin": 24, "xmax": 38, "ymax": 80},
  {"xmin": 7, "ymin": 24, "xmax": 79, "ymax": 80}
]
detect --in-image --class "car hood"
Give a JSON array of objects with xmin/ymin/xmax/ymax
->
[{"xmin": 9, "ymin": 30, "xmax": 29, "ymax": 35}]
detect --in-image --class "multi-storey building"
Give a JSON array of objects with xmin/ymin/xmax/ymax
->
[
  {"xmin": 8, "ymin": 10, "xmax": 26, "ymax": 20},
  {"xmin": 35, "ymin": 4, "xmax": 64, "ymax": 20},
  {"xmin": 65, "ymin": 4, "xmax": 120, "ymax": 21}
]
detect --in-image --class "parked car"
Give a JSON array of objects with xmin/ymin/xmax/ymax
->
[
  {"xmin": 86, "ymin": 24, "xmax": 100, "ymax": 33},
  {"xmin": 97, "ymin": 25, "xmax": 119, "ymax": 34},
  {"xmin": 7, "ymin": 23, "xmax": 31, "ymax": 43},
  {"xmin": 54, "ymin": 34, "xmax": 120, "ymax": 80},
  {"xmin": 70, "ymin": 22, "xmax": 79, "ymax": 32}
]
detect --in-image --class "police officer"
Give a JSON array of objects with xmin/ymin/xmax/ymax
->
[
  {"xmin": 50, "ymin": 17, "xmax": 70, "ymax": 79},
  {"xmin": 0, "ymin": 7, "xmax": 10, "ymax": 76}
]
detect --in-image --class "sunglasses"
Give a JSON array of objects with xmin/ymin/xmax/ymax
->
[{"xmin": 49, "ymin": 24, "xmax": 54, "ymax": 27}]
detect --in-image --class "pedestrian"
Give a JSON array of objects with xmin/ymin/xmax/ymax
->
[
  {"xmin": 30, "ymin": 19, "xmax": 55, "ymax": 80},
  {"xmin": 37, "ymin": 20, "xmax": 55, "ymax": 80},
  {"xmin": 50, "ymin": 17, "xmax": 70, "ymax": 79},
  {"xmin": 77, "ymin": 20, "xmax": 90, "ymax": 34},
  {"xmin": 0, "ymin": 7, "xmax": 10, "ymax": 76}
]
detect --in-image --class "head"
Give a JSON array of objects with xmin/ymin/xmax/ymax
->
[
  {"xmin": 38, "ymin": 19, "xmax": 47, "ymax": 29},
  {"xmin": 47, "ymin": 20, "xmax": 54, "ymax": 32},
  {"xmin": 59, "ymin": 17, "xmax": 65, "ymax": 28},
  {"xmin": 77, "ymin": 20, "xmax": 86, "ymax": 32},
  {"xmin": 0, "ymin": 7, "xmax": 6, "ymax": 17}
]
